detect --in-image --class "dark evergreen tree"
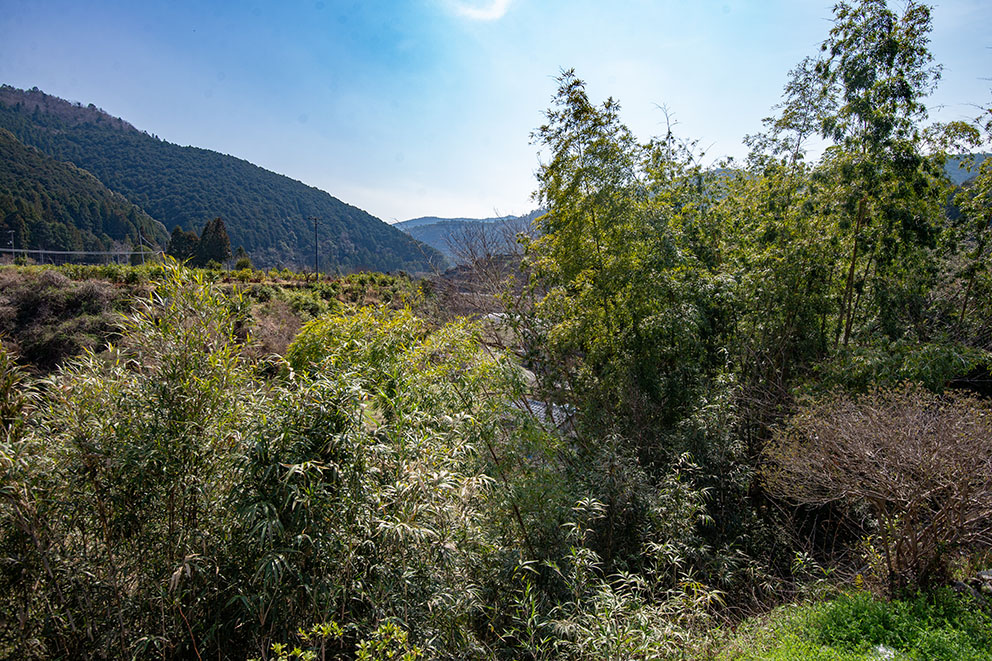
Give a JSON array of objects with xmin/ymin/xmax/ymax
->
[
  {"xmin": 196, "ymin": 217, "xmax": 232, "ymax": 267},
  {"xmin": 166, "ymin": 225, "xmax": 199, "ymax": 262}
]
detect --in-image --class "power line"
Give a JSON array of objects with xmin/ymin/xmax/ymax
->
[
  {"xmin": 0, "ymin": 247, "xmax": 161, "ymax": 257},
  {"xmin": 0, "ymin": 247, "xmax": 163, "ymax": 264}
]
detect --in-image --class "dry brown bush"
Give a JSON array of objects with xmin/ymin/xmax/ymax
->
[
  {"xmin": 763, "ymin": 384, "xmax": 992, "ymax": 591},
  {"xmin": 249, "ymin": 298, "xmax": 303, "ymax": 358},
  {"xmin": 0, "ymin": 268, "xmax": 134, "ymax": 370}
]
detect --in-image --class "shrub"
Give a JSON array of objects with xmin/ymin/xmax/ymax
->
[
  {"xmin": 0, "ymin": 264, "xmax": 572, "ymax": 658},
  {"xmin": 764, "ymin": 385, "xmax": 992, "ymax": 590},
  {"xmin": 0, "ymin": 267, "xmax": 134, "ymax": 370}
]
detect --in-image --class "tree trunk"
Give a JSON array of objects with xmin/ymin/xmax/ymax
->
[{"xmin": 837, "ymin": 196, "xmax": 868, "ymax": 347}]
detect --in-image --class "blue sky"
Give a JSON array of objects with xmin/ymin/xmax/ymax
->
[{"xmin": 1, "ymin": 0, "xmax": 990, "ymax": 222}]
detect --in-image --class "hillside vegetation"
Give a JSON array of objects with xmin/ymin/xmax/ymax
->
[
  {"xmin": 0, "ymin": 128, "xmax": 167, "ymax": 253},
  {"xmin": 0, "ymin": 262, "xmax": 421, "ymax": 373},
  {"xmin": 0, "ymin": 86, "xmax": 445, "ymax": 272}
]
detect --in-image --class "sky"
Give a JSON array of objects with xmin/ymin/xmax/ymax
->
[{"xmin": 1, "ymin": 0, "xmax": 990, "ymax": 223}]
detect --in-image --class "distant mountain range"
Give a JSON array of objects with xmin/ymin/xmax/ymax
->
[
  {"xmin": 395, "ymin": 211, "xmax": 542, "ymax": 262},
  {"xmin": 0, "ymin": 85, "xmax": 444, "ymax": 272},
  {"xmin": 945, "ymin": 153, "xmax": 989, "ymax": 187}
]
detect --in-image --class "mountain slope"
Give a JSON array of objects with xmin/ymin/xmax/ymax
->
[
  {"xmin": 0, "ymin": 128, "xmax": 166, "ymax": 254},
  {"xmin": 0, "ymin": 85, "xmax": 444, "ymax": 272},
  {"xmin": 395, "ymin": 211, "xmax": 540, "ymax": 261},
  {"xmin": 945, "ymin": 153, "xmax": 990, "ymax": 186},
  {"xmin": 394, "ymin": 215, "xmax": 498, "ymax": 231}
]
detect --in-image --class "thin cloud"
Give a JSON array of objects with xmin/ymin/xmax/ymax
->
[{"xmin": 449, "ymin": 0, "xmax": 512, "ymax": 21}]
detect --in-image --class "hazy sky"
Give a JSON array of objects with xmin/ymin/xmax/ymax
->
[{"xmin": 1, "ymin": 0, "xmax": 990, "ymax": 222}]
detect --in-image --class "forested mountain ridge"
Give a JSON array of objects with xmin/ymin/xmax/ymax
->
[
  {"xmin": 394, "ymin": 210, "xmax": 541, "ymax": 231},
  {"xmin": 945, "ymin": 152, "xmax": 990, "ymax": 186},
  {"xmin": 0, "ymin": 86, "xmax": 136, "ymax": 132},
  {"xmin": 0, "ymin": 85, "xmax": 445, "ymax": 272},
  {"xmin": 395, "ymin": 210, "xmax": 541, "ymax": 261},
  {"xmin": 0, "ymin": 128, "xmax": 167, "ymax": 253}
]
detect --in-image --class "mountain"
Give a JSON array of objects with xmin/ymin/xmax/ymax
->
[
  {"xmin": 0, "ymin": 128, "xmax": 166, "ymax": 255},
  {"xmin": 945, "ymin": 153, "xmax": 990, "ymax": 187},
  {"xmin": 0, "ymin": 85, "xmax": 444, "ymax": 272},
  {"xmin": 395, "ymin": 211, "xmax": 541, "ymax": 261},
  {"xmin": 394, "ymin": 215, "xmax": 496, "ymax": 231},
  {"xmin": 394, "ymin": 211, "xmax": 542, "ymax": 232}
]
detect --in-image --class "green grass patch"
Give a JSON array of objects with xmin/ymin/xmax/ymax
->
[{"xmin": 718, "ymin": 589, "xmax": 992, "ymax": 661}]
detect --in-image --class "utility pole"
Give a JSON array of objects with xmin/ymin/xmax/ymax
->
[
  {"xmin": 137, "ymin": 229, "xmax": 146, "ymax": 265},
  {"xmin": 310, "ymin": 216, "xmax": 319, "ymax": 280}
]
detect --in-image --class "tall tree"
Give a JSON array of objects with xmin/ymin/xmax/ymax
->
[
  {"xmin": 528, "ymin": 70, "xmax": 724, "ymax": 454},
  {"xmin": 815, "ymin": 0, "xmax": 944, "ymax": 345},
  {"xmin": 196, "ymin": 217, "xmax": 232, "ymax": 267},
  {"xmin": 166, "ymin": 225, "xmax": 199, "ymax": 262},
  {"xmin": 952, "ymin": 100, "xmax": 992, "ymax": 333}
]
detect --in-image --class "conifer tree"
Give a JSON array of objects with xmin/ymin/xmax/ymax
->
[
  {"xmin": 196, "ymin": 217, "xmax": 232, "ymax": 266},
  {"xmin": 166, "ymin": 225, "xmax": 199, "ymax": 262}
]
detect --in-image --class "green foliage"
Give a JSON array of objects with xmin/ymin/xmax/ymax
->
[
  {"xmin": 810, "ymin": 340, "xmax": 989, "ymax": 393},
  {"xmin": 720, "ymin": 590, "xmax": 992, "ymax": 660},
  {"xmin": 527, "ymin": 70, "xmax": 727, "ymax": 451},
  {"xmin": 519, "ymin": 2, "xmax": 992, "ymax": 618},
  {"xmin": 286, "ymin": 306, "xmax": 426, "ymax": 376},
  {"xmin": 51, "ymin": 260, "xmax": 170, "ymax": 284},
  {"xmin": 0, "ymin": 341, "xmax": 31, "ymax": 441},
  {"xmin": 0, "ymin": 264, "xmax": 584, "ymax": 658},
  {"xmin": 355, "ymin": 622, "xmax": 422, "ymax": 661},
  {"xmin": 196, "ymin": 217, "xmax": 232, "ymax": 266},
  {"xmin": 265, "ymin": 622, "xmax": 345, "ymax": 661},
  {"xmin": 539, "ymin": 494, "xmax": 722, "ymax": 660},
  {"xmin": 0, "ymin": 262, "xmax": 251, "ymax": 657},
  {"xmin": 0, "ymin": 263, "xmax": 426, "ymax": 373},
  {"xmin": 811, "ymin": 0, "xmax": 949, "ymax": 348},
  {"xmin": 948, "ymin": 104, "xmax": 992, "ymax": 346},
  {"xmin": 166, "ymin": 224, "xmax": 198, "ymax": 262},
  {"xmin": 2, "ymin": 3, "xmax": 991, "ymax": 658}
]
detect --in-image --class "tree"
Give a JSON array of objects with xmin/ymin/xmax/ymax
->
[
  {"xmin": 528, "ymin": 70, "xmax": 703, "ymax": 439},
  {"xmin": 233, "ymin": 245, "xmax": 252, "ymax": 270},
  {"xmin": 166, "ymin": 225, "xmax": 199, "ymax": 262},
  {"xmin": 814, "ymin": 0, "xmax": 944, "ymax": 346},
  {"xmin": 951, "ymin": 99, "xmax": 992, "ymax": 332},
  {"xmin": 747, "ymin": 56, "xmax": 836, "ymax": 168},
  {"xmin": 196, "ymin": 217, "xmax": 231, "ymax": 267},
  {"xmin": 521, "ymin": 71, "xmax": 750, "ymax": 579}
]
